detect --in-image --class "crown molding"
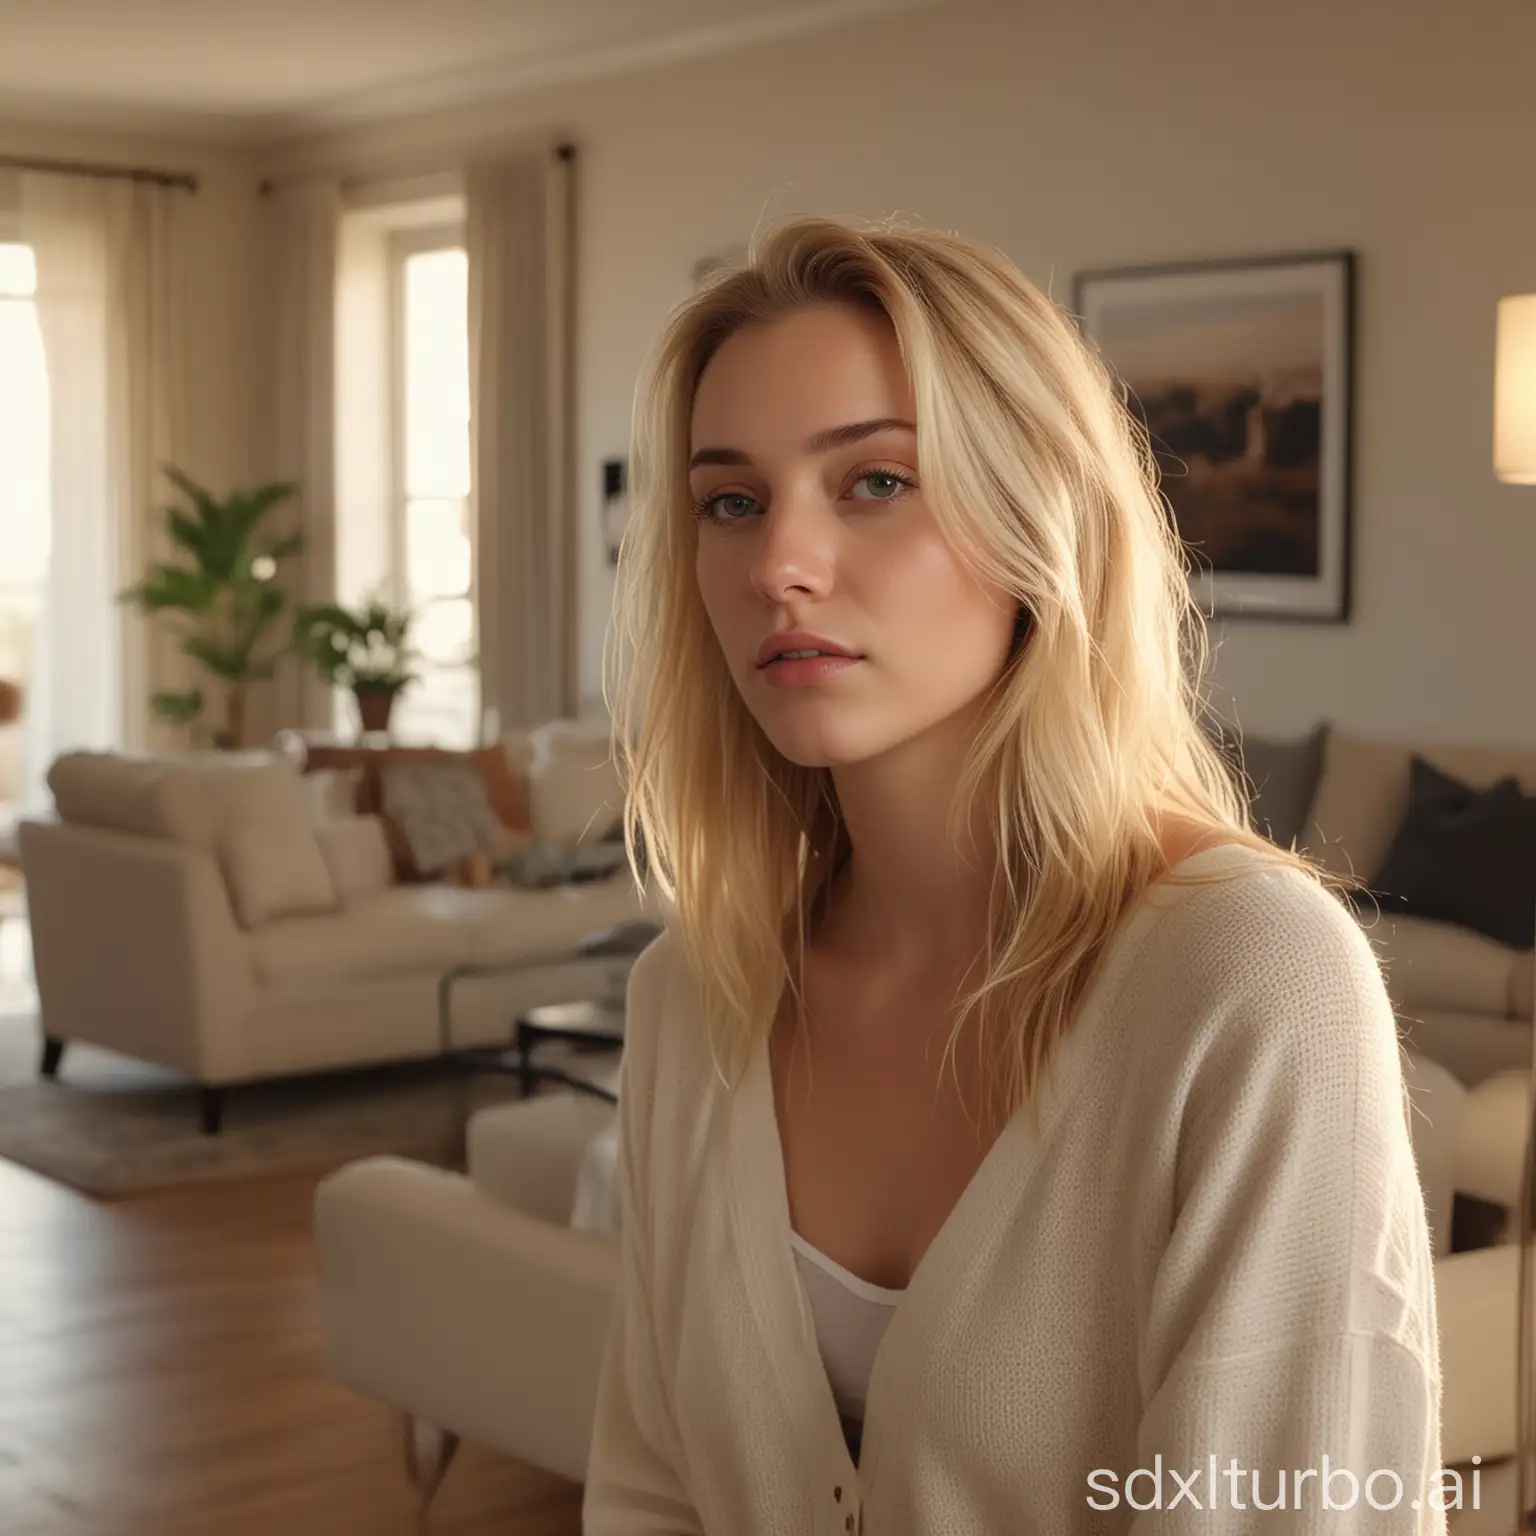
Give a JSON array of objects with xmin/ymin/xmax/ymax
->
[
  {"xmin": 0, "ymin": 86, "xmax": 264, "ymax": 148},
  {"xmin": 251, "ymin": 0, "xmax": 939, "ymax": 142},
  {"xmin": 0, "ymin": 0, "xmax": 941, "ymax": 152}
]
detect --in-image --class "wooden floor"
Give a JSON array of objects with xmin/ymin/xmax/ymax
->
[{"xmin": 0, "ymin": 1157, "xmax": 584, "ymax": 1536}]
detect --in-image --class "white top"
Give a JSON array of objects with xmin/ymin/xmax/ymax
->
[
  {"xmin": 583, "ymin": 846, "xmax": 1443, "ymax": 1535},
  {"xmin": 789, "ymin": 1230, "xmax": 903, "ymax": 1443}
]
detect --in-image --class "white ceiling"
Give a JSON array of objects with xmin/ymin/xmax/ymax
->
[{"xmin": 0, "ymin": 0, "xmax": 938, "ymax": 142}]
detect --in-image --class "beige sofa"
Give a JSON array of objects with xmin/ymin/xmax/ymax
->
[
  {"xmin": 1296, "ymin": 729, "xmax": 1536, "ymax": 1087},
  {"xmin": 19, "ymin": 720, "xmax": 662, "ymax": 1132}
]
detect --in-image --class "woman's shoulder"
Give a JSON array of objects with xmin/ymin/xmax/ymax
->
[
  {"xmin": 1142, "ymin": 840, "xmax": 1374, "ymax": 974},
  {"xmin": 1113, "ymin": 841, "xmax": 1395, "ymax": 1069}
]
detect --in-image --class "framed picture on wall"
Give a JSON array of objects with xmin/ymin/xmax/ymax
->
[{"xmin": 1073, "ymin": 250, "xmax": 1355, "ymax": 623}]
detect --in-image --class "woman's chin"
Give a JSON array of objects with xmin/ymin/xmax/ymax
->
[{"xmin": 758, "ymin": 715, "xmax": 876, "ymax": 771}]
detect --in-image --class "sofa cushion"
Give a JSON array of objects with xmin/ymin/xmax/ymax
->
[
  {"xmin": 457, "ymin": 877, "xmax": 650, "ymax": 969},
  {"xmin": 303, "ymin": 742, "xmax": 531, "ymax": 829},
  {"xmin": 303, "ymin": 743, "xmax": 532, "ymax": 881},
  {"xmin": 48, "ymin": 749, "xmax": 341, "ymax": 926},
  {"xmin": 249, "ymin": 873, "xmax": 649, "ymax": 988},
  {"xmin": 1454, "ymin": 1068, "xmax": 1529, "ymax": 1209},
  {"xmin": 1236, "ymin": 724, "xmax": 1328, "ymax": 848},
  {"xmin": 48, "ymin": 751, "xmax": 224, "ymax": 848},
  {"xmin": 1362, "ymin": 911, "xmax": 1529, "ymax": 1021},
  {"xmin": 1363, "ymin": 756, "xmax": 1536, "ymax": 950},
  {"xmin": 213, "ymin": 763, "xmax": 340, "ymax": 928},
  {"xmin": 302, "ymin": 766, "xmax": 364, "ymax": 824},
  {"xmin": 527, "ymin": 720, "xmax": 622, "ymax": 850},
  {"xmin": 250, "ymin": 886, "xmax": 486, "ymax": 987},
  {"xmin": 314, "ymin": 815, "xmax": 394, "ymax": 906},
  {"xmin": 1302, "ymin": 732, "xmax": 1536, "ymax": 882},
  {"xmin": 381, "ymin": 761, "xmax": 504, "ymax": 878}
]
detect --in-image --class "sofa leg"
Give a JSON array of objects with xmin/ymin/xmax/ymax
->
[
  {"xmin": 39, "ymin": 1035, "xmax": 66, "ymax": 1080},
  {"xmin": 401, "ymin": 1414, "xmax": 461, "ymax": 1522},
  {"xmin": 200, "ymin": 1087, "xmax": 225, "ymax": 1137}
]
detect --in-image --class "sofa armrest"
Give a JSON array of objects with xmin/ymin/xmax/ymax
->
[
  {"xmin": 467, "ymin": 1091, "xmax": 616, "ymax": 1224},
  {"xmin": 1364, "ymin": 912, "xmax": 1525, "ymax": 1021},
  {"xmin": 314, "ymin": 1156, "xmax": 618, "ymax": 1483},
  {"xmin": 1437, "ymin": 1244, "xmax": 1519, "ymax": 1466},
  {"xmin": 19, "ymin": 819, "xmax": 256, "ymax": 1082}
]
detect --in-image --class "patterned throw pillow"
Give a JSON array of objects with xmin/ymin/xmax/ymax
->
[{"xmin": 379, "ymin": 762, "xmax": 503, "ymax": 878}]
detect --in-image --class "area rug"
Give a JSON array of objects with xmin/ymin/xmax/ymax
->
[{"xmin": 0, "ymin": 1011, "xmax": 600, "ymax": 1200}]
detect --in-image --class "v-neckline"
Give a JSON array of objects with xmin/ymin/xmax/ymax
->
[{"xmin": 723, "ymin": 843, "xmax": 1260, "ymax": 1499}]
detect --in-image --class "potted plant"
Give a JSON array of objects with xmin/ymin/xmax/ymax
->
[
  {"xmin": 119, "ymin": 466, "xmax": 302, "ymax": 749},
  {"xmin": 291, "ymin": 592, "xmax": 419, "ymax": 739}
]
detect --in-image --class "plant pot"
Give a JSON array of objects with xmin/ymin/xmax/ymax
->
[
  {"xmin": 219, "ymin": 686, "xmax": 247, "ymax": 750},
  {"xmin": 354, "ymin": 686, "xmax": 396, "ymax": 737}
]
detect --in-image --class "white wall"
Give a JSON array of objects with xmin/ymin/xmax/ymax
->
[{"xmin": 262, "ymin": 0, "xmax": 1536, "ymax": 745}]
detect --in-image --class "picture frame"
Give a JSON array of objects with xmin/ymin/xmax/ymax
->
[{"xmin": 1073, "ymin": 250, "xmax": 1355, "ymax": 623}]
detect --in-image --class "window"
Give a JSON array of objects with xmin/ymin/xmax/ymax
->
[
  {"xmin": 334, "ymin": 191, "xmax": 477, "ymax": 748},
  {"xmin": 0, "ymin": 241, "xmax": 48, "ymax": 823},
  {"xmin": 387, "ymin": 230, "xmax": 476, "ymax": 748}
]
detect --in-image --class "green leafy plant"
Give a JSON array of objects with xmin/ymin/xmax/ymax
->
[
  {"xmin": 290, "ymin": 592, "xmax": 420, "ymax": 729},
  {"xmin": 120, "ymin": 465, "xmax": 302, "ymax": 749}
]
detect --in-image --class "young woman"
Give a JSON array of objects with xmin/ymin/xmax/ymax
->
[{"xmin": 584, "ymin": 216, "xmax": 1441, "ymax": 1534}]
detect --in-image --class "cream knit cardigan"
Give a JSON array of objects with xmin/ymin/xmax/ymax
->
[{"xmin": 583, "ymin": 846, "xmax": 1444, "ymax": 1534}]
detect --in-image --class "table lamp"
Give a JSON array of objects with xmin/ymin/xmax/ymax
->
[{"xmin": 1496, "ymin": 291, "xmax": 1536, "ymax": 1529}]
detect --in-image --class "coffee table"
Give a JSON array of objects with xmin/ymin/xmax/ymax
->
[
  {"xmin": 435, "ymin": 921, "xmax": 656, "ymax": 1114},
  {"xmin": 505, "ymin": 999, "xmax": 624, "ymax": 1103}
]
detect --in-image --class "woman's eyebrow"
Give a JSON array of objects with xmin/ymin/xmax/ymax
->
[{"xmin": 688, "ymin": 416, "xmax": 916, "ymax": 471}]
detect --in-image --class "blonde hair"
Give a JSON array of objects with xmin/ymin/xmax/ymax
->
[{"xmin": 605, "ymin": 213, "xmax": 1348, "ymax": 1131}]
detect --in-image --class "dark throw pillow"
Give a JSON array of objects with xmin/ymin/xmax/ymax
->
[
  {"xmin": 1363, "ymin": 755, "xmax": 1536, "ymax": 949},
  {"xmin": 1199, "ymin": 716, "xmax": 1329, "ymax": 849}
]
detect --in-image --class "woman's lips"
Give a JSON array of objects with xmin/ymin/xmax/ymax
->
[{"xmin": 760, "ymin": 654, "xmax": 863, "ymax": 688}]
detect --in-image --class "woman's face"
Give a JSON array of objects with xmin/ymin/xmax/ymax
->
[{"xmin": 689, "ymin": 302, "xmax": 1016, "ymax": 769}]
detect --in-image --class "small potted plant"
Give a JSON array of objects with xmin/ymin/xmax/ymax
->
[{"xmin": 291, "ymin": 592, "xmax": 419, "ymax": 739}]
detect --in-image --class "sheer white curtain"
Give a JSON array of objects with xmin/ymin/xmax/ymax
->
[
  {"xmin": 466, "ymin": 145, "xmax": 579, "ymax": 732},
  {"xmin": 18, "ymin": 173, "xmax": 187, "ymax": 804},
  {"xmin": 271, "ymin": 180, "xmax": 340, "ymax": 731}
]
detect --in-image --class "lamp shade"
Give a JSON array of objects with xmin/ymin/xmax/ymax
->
[{"xmin": 1496, "ymin": 293, "xmax": 1536, "ymax": 484}]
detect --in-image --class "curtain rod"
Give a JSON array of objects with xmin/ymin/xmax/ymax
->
[
  {"xmin": 0, "ymin": 154, "xmax": 199, "ymax": 194},
  {"xmin": 255, "ymin": 138, "xmax": 575, "ymax": 196}
]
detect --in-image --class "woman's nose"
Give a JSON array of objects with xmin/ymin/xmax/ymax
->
[{"xmin": 748, "ymin": 490, "xmax": 835, "ymax": 602}]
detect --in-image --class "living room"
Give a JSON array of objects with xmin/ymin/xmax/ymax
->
[{"xmin": 1, "ymin": 0, "xmax": 1534, "ymax": 1530}]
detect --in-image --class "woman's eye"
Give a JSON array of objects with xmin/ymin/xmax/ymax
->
[
  {"xmin": 854, "ymin": 470, "xmax": 909, "ymax": 500},
  {"xmin": 694, "ymin": 492, "xmax": 757, "ymax": 522},
  {"xmin": 849, "ymin": 470, "xmax": 913, "ymax": 502}
]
